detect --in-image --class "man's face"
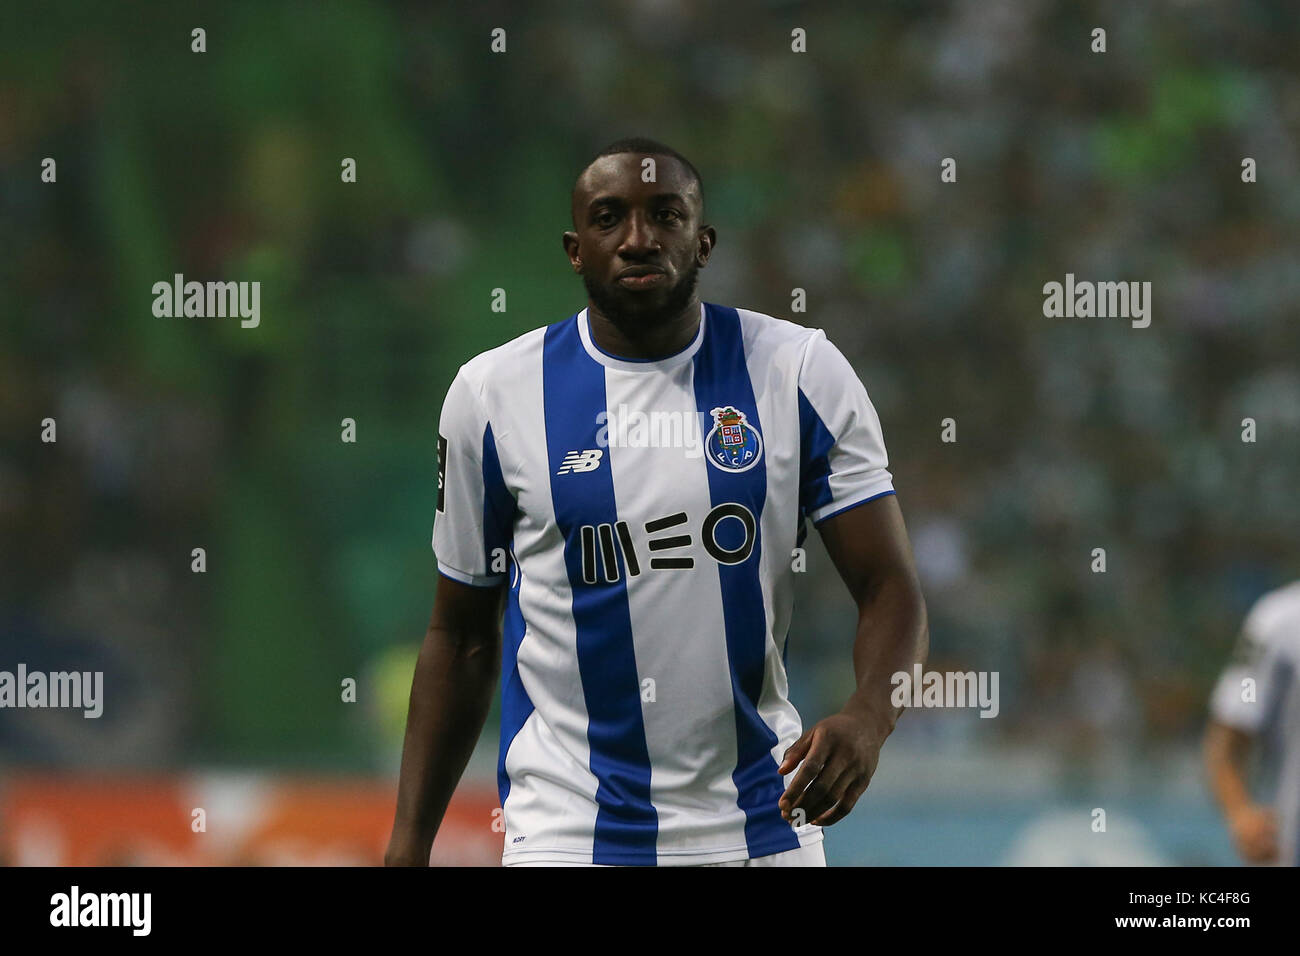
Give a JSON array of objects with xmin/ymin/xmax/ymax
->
[{"xmin": 564, "ymin": 153, "xmax": 714, "ymax": 326}]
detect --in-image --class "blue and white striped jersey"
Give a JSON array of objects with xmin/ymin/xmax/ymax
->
[
  {"xmin": 1211, "ymin": 581, "xmax": 1300, "ymax": 867},
  {"xmin": 433, "ymin": 302, "xmax": 895, "ymax": 865}
]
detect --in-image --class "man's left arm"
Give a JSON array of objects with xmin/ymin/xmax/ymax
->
[{"xmin": 777, "ymin": 493, "xmax": 928, "ymax": 827}]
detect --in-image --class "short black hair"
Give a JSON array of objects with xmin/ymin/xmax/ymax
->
[{"xmin": 574, "ymin": 137, "xmax": 704, "ymax": 213}]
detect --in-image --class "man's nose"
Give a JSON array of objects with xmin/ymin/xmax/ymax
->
[{"xmin": 620, "ymin": 212, "xmax": 660, "ymax": 256}]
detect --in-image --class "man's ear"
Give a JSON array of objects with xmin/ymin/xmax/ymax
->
[
  {"xmin": 562, "ymin": 231, "xmax": 582, "ymax": 272},
  {"xmin": 697, "ymin": 225, "xmax": 717, "ymax": 265}
]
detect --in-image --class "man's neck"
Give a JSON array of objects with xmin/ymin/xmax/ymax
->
[{"xmin": 587, "ymin": 299, "xmax": 702, "ymax": 360}]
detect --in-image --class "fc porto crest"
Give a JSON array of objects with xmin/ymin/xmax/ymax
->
[{"xmin": 705, "ymin": 405, "xmax": 763, "ymax": 472}]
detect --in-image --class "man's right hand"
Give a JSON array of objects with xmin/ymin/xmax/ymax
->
[{"xmin": 1228, "ymin": 804, "xmax": 1278, "ymax": 864}]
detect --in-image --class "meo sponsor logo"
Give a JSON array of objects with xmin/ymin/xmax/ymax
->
[{"xmin": 576, "ymin": 504, "xmax": 757, "ymax": 584}]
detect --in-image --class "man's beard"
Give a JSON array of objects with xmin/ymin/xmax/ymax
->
[{"xmin": 583, "ymin": 258, "xmax": 701, "ymax": 331}]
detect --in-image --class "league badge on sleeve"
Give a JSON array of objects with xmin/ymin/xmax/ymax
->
[
  {"xmin": 705, "ymin": 405, "xmax": 763, "ymax": 472},
  {"xmin": 437, "ymin": 434, "xmax": 447, "ymax": 512}
]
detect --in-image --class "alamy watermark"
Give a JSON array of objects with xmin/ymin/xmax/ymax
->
[
  {"xmin": 891, "ymin": 664, "xmax": 999, "ymax": 718},
  {"xmin": 50, "ymin": 886, "xmax": 150, "ymax": 936},
  {"xmin": 0, "ymin": 664, "xmax": 103, "ymax": 718},
  {"xmin": 152, "ymin": 273, "xmax": 260, "ymax": 328},
  {"xmin": 596, "ymin": 404, "xmax": 707, "ymax": 457},
  {"xmin": 1042, "ymin": 273, "xmax": 1151, "ymax": 328}
]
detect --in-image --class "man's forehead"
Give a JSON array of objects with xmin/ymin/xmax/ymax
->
[{"xmin": 576, "ymin": 153, "xmax": 697, "ymax": 202}]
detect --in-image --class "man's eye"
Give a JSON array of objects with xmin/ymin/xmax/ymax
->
[
  {"xmin": 595, "ymin": 212, "xmax": 617, "ymax": 227},
  {"xmin": 659, "ymin": 209, "xmax": 682, "ymax": 222}
]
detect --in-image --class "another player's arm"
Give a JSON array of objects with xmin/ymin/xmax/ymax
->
[
  {"xmin": 1203, "ymin": 719, "xmax": 1278, "ymax": 864},
  {"xmin": 385, "ymin": 576, "xmax": 504, "ymax": 866},
  {"xmin": 778, "ymin": 493, "xmax": 928, "ymax": 827}
]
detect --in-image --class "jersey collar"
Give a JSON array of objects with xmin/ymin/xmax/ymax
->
[{"xmin": 577, "ymin": 302, "xmax": 706, "ymax": 373}]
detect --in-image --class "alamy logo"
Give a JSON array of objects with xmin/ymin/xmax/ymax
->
[
  {"xmin": 557, "ymin": 449, "xmax": 603, "ymax": 475},
  {"xmin": 1042, "ymin": 273, "xmax": 1151, "ymax": 328},
  {"xmin": 151, "ymin": 273, "xmax": 260, "ymax": 328},
  {"xmin": 891, "ymin": 664, "xmax": 1000, "ymax": 718},
  {"xmin": 50, "ymin": 886, "xmax": 151, "ymax": 936},
  {"xmin": 0, "ymin": 664, "xmax": 102, "ymax": 718},
  {"xmin": 596, "ymin": 405, "xmax": 706, "ymax": 457}
]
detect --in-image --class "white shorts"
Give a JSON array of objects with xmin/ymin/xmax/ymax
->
[{"xmin": 505, "ymin": 841, "xmax": 827, "ymax": 867}]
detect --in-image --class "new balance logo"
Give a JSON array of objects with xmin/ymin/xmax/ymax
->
[{"xmin": 557, "ymin": 449, "xmax": 603, "ymax": 475}]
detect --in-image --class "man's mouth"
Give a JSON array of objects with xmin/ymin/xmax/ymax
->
[{"xmin": 618, "ymin": 270, "xmax": 667, "ymax": 290}]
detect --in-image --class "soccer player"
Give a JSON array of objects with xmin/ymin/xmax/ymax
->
[
  {"xmin": 385, "ymin": 137, "xmax": 928, "ymax": 867},
  {"xmin": 1205, "ymin": 580, "xmax": 1300, "ymax": 866}
]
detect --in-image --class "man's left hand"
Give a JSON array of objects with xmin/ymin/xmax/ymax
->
[{"xmin": 777, "ymin": 711, "xmax": 884, "ymax": 827}]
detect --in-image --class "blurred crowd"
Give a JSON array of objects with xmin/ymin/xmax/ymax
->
[{"xmin": 1, "ymin": 1, "xmax": 1297, "ymax": 779}]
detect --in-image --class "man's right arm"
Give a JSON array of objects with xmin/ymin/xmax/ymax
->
[
  {"xmin": 1204, "ymin": 719, "xmax": 1278, "ymax": 864},
  {"xmin": 384, "ymin": 575, "xmax": 504, "ymax": 866},
  {"xmin": 1204, "ymin": 608, "xmax": 1284, "ymax": 866}
]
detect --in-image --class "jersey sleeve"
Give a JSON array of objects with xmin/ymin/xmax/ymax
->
[
  {"xmin": 796, "ymin": 329, "xmax": 895, "ymax": 525},
  {"xmin": 1209, "ymin": 608, "xmax": 1292, "ymax": 734},
  {"xmin": 432, "ymin": 367, "xmax": 516, "ymax": 587}
]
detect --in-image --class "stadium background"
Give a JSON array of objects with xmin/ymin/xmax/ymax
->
[{"xmin": 2, "ymin": 1, "xmax": 1298, "ymax": 864}]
